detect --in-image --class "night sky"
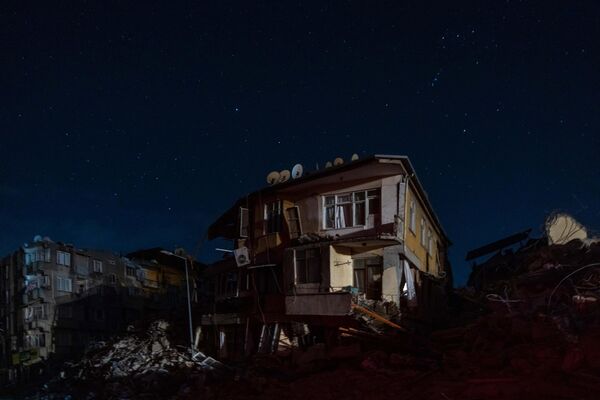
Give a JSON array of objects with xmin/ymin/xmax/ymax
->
[{"xmin": 1, "ymin": 1, "xmax": 599, "ymax": 284}]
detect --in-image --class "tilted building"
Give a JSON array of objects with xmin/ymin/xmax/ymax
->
[{"xmin": 202, "ymin": 154, "xmax": 452, "ymax": 359}]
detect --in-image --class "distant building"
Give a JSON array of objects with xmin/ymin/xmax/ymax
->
[
  {"xmin": 0, "ymin": 237, "xmax": 197, "ymax": 384},
  {"xmin": 202, "ymin": 154, "xmax": 452, "ymax": 360}
]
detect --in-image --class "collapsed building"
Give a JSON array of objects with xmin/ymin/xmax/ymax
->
[
  {"xmin": 0, "ymin": 237, "xmax": 199, "ymax": 385},
  {"xmin": 201, "ymin": 154, "xmax": 453, "ymax": 360}
]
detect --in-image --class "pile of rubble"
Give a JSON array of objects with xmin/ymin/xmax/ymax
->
[{"xmin": 33, "ymin": 320, "xmax": 225, "ymax": 399}]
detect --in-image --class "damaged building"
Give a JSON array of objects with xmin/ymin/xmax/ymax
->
[
  {"xmin": 0, "ymin": 237, "xmax": 198, "ymax": 384},
  {"xmin": 202, "ymin": 154, "xmax": 452, "ymax": 359}
]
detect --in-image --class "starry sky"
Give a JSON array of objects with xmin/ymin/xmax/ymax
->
[{"xmin": 1, "ymin": 1, "xmax": 599, "ymax": 284}]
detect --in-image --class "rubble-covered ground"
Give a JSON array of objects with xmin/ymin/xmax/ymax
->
[
  {"xmin": 22, "ymin": 230, "xmax": 600, "ymax": 400},
  {"xmin": 24, "ymin": 320, "xmax": 225, "ymax": 400}
]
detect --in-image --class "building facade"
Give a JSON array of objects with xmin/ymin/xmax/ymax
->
[
  {"xmin": 202, "ymin": 154, "xmax": 452, "ymax": 360},
  {"xmin": 0, "ymin": 238, "xmax": 193, "ymax": 384}
]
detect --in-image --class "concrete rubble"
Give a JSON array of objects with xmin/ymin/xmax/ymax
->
[{"xmin": 27, "ymin": 320, "xmax": 225, "ymax": 400}]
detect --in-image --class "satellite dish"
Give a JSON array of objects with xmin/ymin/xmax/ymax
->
[
  {"xmin": 325, "ymin": 161, "xmax": 333, "ymax": 168},
  {"xmin": 33, "ymin": 235, "xmax": 42, "ymax": 243},
  {"xmin": 292, "ymin": 164, "xmax": 304, "ymax": 179},
  {"xmin": 351, "ymin": 153, "xmax": 359, "ymax": 161},
  {"xmin": 334, "ymin": 157, "xmax": 344, "ymax": 166},
  {"xmin": 266, "ymin": 171, "xmax": 281, "ymax": 185},
  {"xmin": 279, "ymin": 170, "xmax": 291, "ymax": 183}
]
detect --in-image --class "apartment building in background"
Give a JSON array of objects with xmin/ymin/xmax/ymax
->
[{"xmin": 0, "ymin": 237, "xmax": 196, "ymax": 384}]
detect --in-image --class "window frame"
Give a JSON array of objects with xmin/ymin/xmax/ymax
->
[
  {"xmin": 409, "ymin": 200, "xmax": 416, "ymax": 234},
  {"xmin": 56, "ymin": 276, "xmax": 72, "ymax": 292},
  {"xmin": 285, "ymin": 206, "xmax": 303, "ymax": 239},
  {"xmin": 56, "ymin": 250, "xmax": 71, "ymax": 266},
  {"xmin": 92, "ymin": 259, "xmax": 103, "ymax": 273},
  {"xmin": 322, "ymin": 189, "xmax": 381, "ymax": 230},
  {"xmin": 294, "ymin": 248, "xmax": 321, "ymax": 284},
  {"xmin": 264, "ymin": 200, "xmax": 283, "ymax": 234}
]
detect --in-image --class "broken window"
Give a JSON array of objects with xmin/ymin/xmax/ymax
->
[
  {"xmin": 323, "ymin": 189, "xmax": 381, "ymax": 229},
  {"xmin": 239, "ymin": 207, "xmax": 249, "ymax": 237},
  {"xmin": 264, "ymin": 201, "xmax": 282, "ymax": 234},
  {"xmin": 286, "ymin": 206, "xmax": 302, "ymax": 239},
  {"xmin": 295, "ymin": 248, "xmax": 321, "ymax": 284},
  {"xmin": 353, "ymin": 257, "xmax": 383, "ymax": 300}
]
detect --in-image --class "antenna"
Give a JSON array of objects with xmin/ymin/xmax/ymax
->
[
  {"xmin": 351, "ymin": 153, "xmax": 359, "ymax": 161},
  {"xmin": 325, "ymin": 161, "xmax": 333, "ymax": 168},
  {"xmin": 266, "ymin": 171, "xmax": 280, "ymax": 185},
  {"xmin": 334, "ymin": 157, "xmax": 344, "ymax": 166},
  {"xmin": 291, "ymin": 164, "xmax": 304, "ymax": 179},
  {"xmin": 279, "ymin": 170, "xmax": 291, "ymax": 183}
]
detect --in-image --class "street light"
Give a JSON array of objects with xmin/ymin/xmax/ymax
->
[{"xmin": 160, "ymin": 249, "xmax": 195, "ymax": 357}]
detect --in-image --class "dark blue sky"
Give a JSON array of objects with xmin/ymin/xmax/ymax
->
[{"xmin": 1, "ymin": 1, "xmax": 599, "ymax": 284}]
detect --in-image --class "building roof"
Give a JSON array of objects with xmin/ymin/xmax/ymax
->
[{"xmin": 207, "ymin": 154, "xmax": 450, "ymax": 244}]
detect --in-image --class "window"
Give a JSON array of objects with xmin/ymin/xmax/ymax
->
[
  {"xmin": 25, "ymin": 248, "xmax": 51, "ymax": 265},
  {"xmin": 75, "ymin": 255, "xmax": 90, "ymax": 275},
  {"xmin": 126, "ymin": 266, "xmax": 136, "ymax": 277},
  {"xmin": 367, "ymin": 189, "xmax": 381, "ymax": 225},
  {"xmin": 239, "ymin": 207, "xmax": 249, "ymax": 237},
  {"xmin": 25, "ymin": 304, "xmax": 48, "ymax": 321},
  {"xmin": 56, "ymin": 276, "xmax": 72, "ymax": 292},
  {"xmin": 427, "ymin": 229, "xmax": 433, "ymax": 254},
  {"xmin": 323, "ymin": 189, "xmax": 381, "ymax": 229},
  {"xmin": 286, "ymin": 206, "xmax": 302, "ymax": 239},
  {"xmin": 108, "ymin": 274, "xmax": 117, "ymax": 284},
  {"xmin": 409, "ymin": 201, "xmax": 416, "ymax": 233},
  {"xmin": 25, "ymin": 333, "xmax": 45, "ymax": 349},
  {"xmin": 57, "ymin": 251, "xmax": 71, "ymax": 266},
  {"xmin": 420, "ymin": 218, "xmax": 426, "ymax": 246},
  {"xmin": 264, "ymin": 201, "xmax": 282, "ymax": 234},
  {"xmin": 92, "ymin": 259, "xmax": 103, "ymax": 273},
  {"xmin": 295, "ymin": 248, "xmax": 321, "ymax": 283},
  {"xmin": 353, "ymin": 257, "xmax": 383, "ymax": 300}
]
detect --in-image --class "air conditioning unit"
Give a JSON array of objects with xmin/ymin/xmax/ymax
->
[{"xmin": 234, "ymin": 247, "xmax": 250, "ymax": 267}]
